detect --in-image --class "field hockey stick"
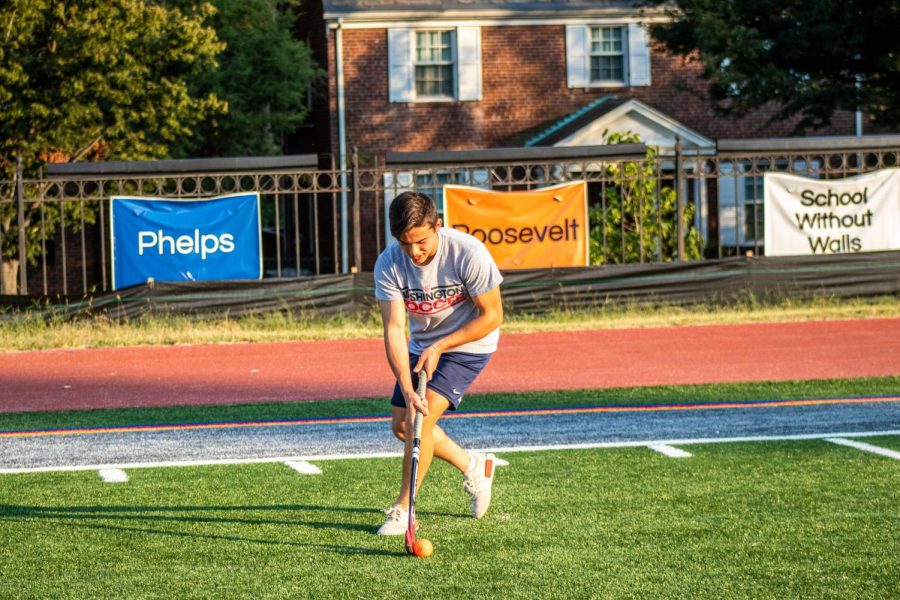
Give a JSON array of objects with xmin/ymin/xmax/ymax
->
[{"xmin": 405, "ymin": 371, "xmax": 427, "ymax": 554}]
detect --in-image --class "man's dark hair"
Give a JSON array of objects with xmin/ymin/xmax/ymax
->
[{"xmin": 389, "ymin": 191, "xmax": 438, "ymax": 238}]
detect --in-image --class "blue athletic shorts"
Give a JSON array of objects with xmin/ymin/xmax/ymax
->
[{"xmin": 391, "ymin": 351, "xmax": 492, "ymax": 411}]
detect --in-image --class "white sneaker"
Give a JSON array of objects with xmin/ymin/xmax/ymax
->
[
  {"xmin": 462, "ymin": 451, "xmax": 495, "ymax": 519},
  {"xmin": 376, "ymin": 504, "xmax": 416, "ymax": 536}
]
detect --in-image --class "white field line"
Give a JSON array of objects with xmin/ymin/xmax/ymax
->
[
  {"xmin": 0, "ymin": 452, "xmax": 401, "ymax": 474},
  {"xmin": 1, "ymin": 429, "xmax": 898, "ymax": 475},
  {"xmin": 476, "ymin": 429, "xmax": 900, "ymax": 456},
  {"xmin": 98, "ymin": 468, "xmax": 128, "ymax": 483},
  {"xmin": 647, "ymin": 444, "xmax": 692, "ymax": 458},
  {"xmin": 284, "ymin": 460, "xmax": 323, "ymax": 475},
  {"xmin": 824, "ymin": 438, "xmax": 900, "ymax": 460}
]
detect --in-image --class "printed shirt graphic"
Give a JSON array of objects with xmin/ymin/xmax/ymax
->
[
  {"xmin": 404, "ymin": 283, "xmax": 469, "ymax": 316},
  {"xmin": 374, "ymin": 227, "xmax": 503, "ymax": 354}
]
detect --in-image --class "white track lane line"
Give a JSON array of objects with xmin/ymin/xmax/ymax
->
[
  {"xmin": 647, "ymin": 444, "xmax": 692, "ymax": 458},
  {"xmin": 98, "ymin": 468, "xmax": 128, "ymax": 483},
  {"xmin": 284, "ymin": 460, "xmax": 322, "ymax": 475},
  {"xmin": 824, "ymin": 438, "xmax": 900, "ymax": 460},
  {"xmin": 2, "ymin": 430, "xmax": 898, "ymax": 475}
]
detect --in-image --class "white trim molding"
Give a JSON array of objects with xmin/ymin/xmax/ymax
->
[{"xmin": 555, "ymin": 98, "xmax": 716, "ymax": 153}]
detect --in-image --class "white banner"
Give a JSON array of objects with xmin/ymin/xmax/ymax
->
[{"xmin": 764, "ymin": 168, "xmax": 900, "ymax": 256}]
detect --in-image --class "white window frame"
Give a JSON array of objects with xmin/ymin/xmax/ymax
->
[
  {"xmin": 566, "ymin": 23, "xmax": 651, "ymax": 89},
  {"xmin": 589, "ymin": 26, "xmax": 627, "ymax": 86},
  {"xmin": 414, "ymin": 29, "xmax": 457, "ymax": 101},
  {"xmin": 718, "ymin": 159, "xmax": 823, "ymax": 247},
  {"xmin": 718, "ymin": 161, "xmax": 764, "ymax": 248},
  {"xmin": 389, "ymin": 26, "xmax": 482, "ymax": 103}
]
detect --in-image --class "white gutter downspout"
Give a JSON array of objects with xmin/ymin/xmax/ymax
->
[
  {"xmin": 855, "ymin": 68, "xmax": 863, "ymax": 137},
  {"xmin": 855, "ymin": 104, "xmax": 863, "ymax": 137},
  {"xmin": 855, "ymin": 72, "xmax": 863, "ymax": 174},
  {"xmin": 334, "ymin": 18, "xmax": 349, "ymax": 272}
]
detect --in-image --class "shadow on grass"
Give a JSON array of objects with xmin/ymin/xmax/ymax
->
[{"xmin": 0, "ymin": 503, "xmax": 410, "ymax": 557}]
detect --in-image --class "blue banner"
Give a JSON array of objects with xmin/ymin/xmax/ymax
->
[{"xmin": 111, "ymin": 193, "xmax": 262, "ymax": 290}]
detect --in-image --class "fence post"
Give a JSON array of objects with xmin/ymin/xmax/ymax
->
[
  {"xmin": 351, "ymin": 147, "xmax": 362, "ymax": 273},
  {"xmin": 16, "ymin": 155, "xmax": 27, "ymax": 294},
  {"xmin": 674, "ymin": 136, "xmax": 685, "ymax": 261}
]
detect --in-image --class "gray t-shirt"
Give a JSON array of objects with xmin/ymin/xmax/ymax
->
[{"xmin": 374, "ymin": 227, "xmax": 503, "ymax": 354}]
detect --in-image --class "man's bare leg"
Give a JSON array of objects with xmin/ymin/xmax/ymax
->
[{"xmin": 392, "ymin": 389, "xmax": 470, "ymax": 507}]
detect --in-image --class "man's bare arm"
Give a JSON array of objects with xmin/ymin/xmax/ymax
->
[{"xmin": 379, "ymin": 299, "xmax": 428, "ymax": 415}]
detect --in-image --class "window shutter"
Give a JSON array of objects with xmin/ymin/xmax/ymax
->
[
  {"xmin": 388, "ymin": 29, "xmax": 414, "ymax": 102},
  {"xmin": 565, "ymin": 25, "xmax": 589, "ymax": 88},
  {"xmin": 456, "ymin": 27, "xmax": 482, "ymax": 101},
  {"xmin": 627, "ymin": 23, "xmax": 651, "ymax": 86}
]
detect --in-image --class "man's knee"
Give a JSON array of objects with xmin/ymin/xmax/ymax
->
[
  {"xmin": 392, "ymin": 413, "xmax": 439, "ymax": 441},
  {"xmin": 392, "ymin": 419, "xmax": 406, "ymax": 441}
]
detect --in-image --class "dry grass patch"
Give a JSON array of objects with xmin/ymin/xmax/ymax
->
[{"xmin": 1, "ymin": 295, "xmax": 898, "ymax": 352}]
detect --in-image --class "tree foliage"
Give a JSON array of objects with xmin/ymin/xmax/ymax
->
[
  {"xmin": 0, "ymin": 0, "xmax": 225, "ymax": 177},
  {"xmin": 170, "ymin": 0, "xmax": 323, "ymax": 157},
  {"xmin": 0, "ymin": 0, "xmax": 225, "ymax": 292},
  {"xmin": 641, "ymin": 0, "xmax": 900, "ymax": 132},
  {"xmin": 589, "ymin": 131, "xmax": 702, "ymax": 265}
]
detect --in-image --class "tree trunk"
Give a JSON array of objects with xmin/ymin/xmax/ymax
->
[{"xmin": 1, "ymin": 259, "xmax": 19, "ymax": 295}]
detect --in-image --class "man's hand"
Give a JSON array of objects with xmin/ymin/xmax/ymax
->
[
  {"xmin": 405, "ymin": 386, "xmax": 429, "ymax": 417},
  {"xmin": 413, "ymin": 344, "xmax": 442, "ymax": 382}
]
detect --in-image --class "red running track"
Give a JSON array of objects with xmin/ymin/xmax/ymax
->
[{"xmin": 1, "ymin": 318, "xmax": 898, "ymax": 413}]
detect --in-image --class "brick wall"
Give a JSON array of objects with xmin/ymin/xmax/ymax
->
[
  {"xmin": 330, "ymin": 25, "xmax": 855, "ymax": 158},
  {"xmin": 325, "ymin": 24, "xmax": 856, "ymax": 269}
]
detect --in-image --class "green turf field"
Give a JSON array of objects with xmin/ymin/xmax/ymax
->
[
  {"xmin": 0, "ymin": 377, "xmax": 898, "ymax": 598},
  {"xmin": 1, "ymin": 441, "xmax": 897, "ymax": 598}
]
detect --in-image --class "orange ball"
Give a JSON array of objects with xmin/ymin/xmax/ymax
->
[{"xmin": 413, "ymin": 538, "xmax": 433, "ymax": 558}]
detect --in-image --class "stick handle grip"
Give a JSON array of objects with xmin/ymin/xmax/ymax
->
[{"xmin": 413, "ymin": 371, "xmax": 426, "ymax": 439}]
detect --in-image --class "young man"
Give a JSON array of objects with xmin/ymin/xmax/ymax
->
[{"xmin": 374, "ymin": 191, "xmax": 504, "ymax": 535}]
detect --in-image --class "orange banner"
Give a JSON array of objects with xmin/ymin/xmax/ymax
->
[{"xmin": 443, "ymin": 181, "xmax": 588, "ymax": 269}]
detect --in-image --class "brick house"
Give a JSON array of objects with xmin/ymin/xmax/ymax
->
[{"xmin": 299, "ymin": 0, "xmax": 857, "ymax": 268}]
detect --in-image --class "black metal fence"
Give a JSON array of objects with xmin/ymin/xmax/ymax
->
[{"xmin": 2, "ymin": 135, "xmax": 898, "ymax": 297}]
